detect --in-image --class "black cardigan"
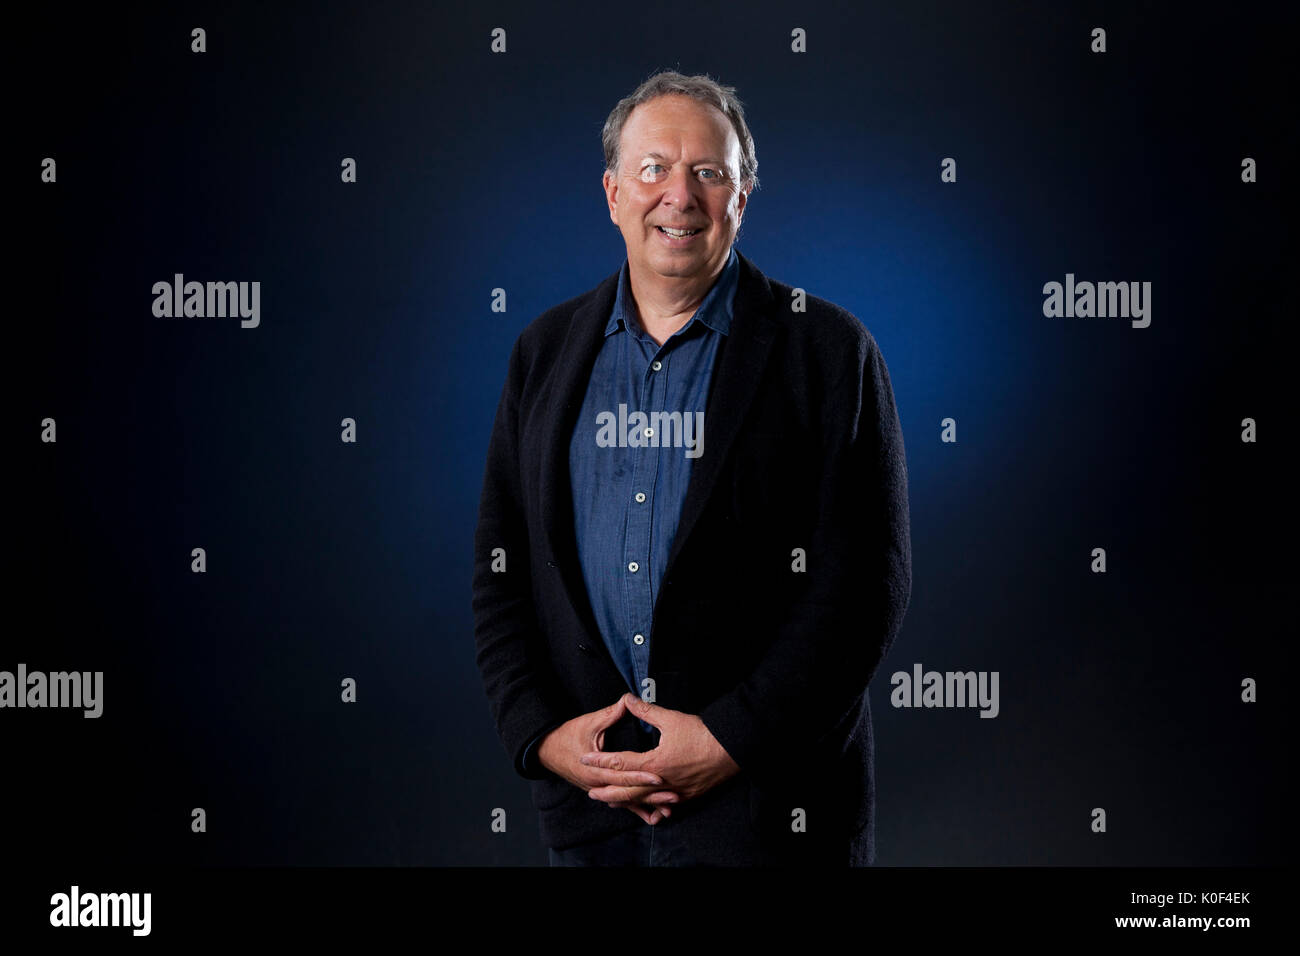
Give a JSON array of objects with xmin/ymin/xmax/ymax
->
[{"xmin": 471, "ymin": 250, "xmax": 912, "ymax": 863}]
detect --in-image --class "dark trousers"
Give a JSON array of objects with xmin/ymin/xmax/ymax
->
[
  {"xmin": 548, "ymin": 818, "xmax": 701, "ymax": 866},
  {"xmin": 546, "ymin": 776, "xmax": 865, "ymax": 866}
]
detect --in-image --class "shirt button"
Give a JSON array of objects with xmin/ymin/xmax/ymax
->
[
  {"xmin": 628, "ymin": 561, "xmax": 639, "ymax": 573},
  {"xmin": 644, "ymin": 427, "xmax": 654, "ymax": 438},
  {"xmin": 633, "ymin": 634, "xmax": 645, "ymax": 645},
  {"xmin": 634, "ymin": 492, "xmax": 646, "ymax": 503},
  {"xmin": 652, "ymin": 360, "xmax": 663, "ymax": 371}
]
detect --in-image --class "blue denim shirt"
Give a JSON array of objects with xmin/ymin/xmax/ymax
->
[
  {"xmin": 522, "ymin": 248, "xmax": 739, "ymax": 767},
  {"xmin": 572, "ymin": 248, "xmax": 743, "ymax": 717}
]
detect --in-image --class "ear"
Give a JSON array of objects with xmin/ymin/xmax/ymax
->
[{"xmin": 603, "ymin": 168, "xmax": 620, "ymax": 227}]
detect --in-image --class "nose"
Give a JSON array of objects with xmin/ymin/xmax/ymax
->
[{"xmin": 661, "ymin": 163, "xmax": 699, "ymax": 210}]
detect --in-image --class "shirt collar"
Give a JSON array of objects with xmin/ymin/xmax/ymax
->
[{"xmin": 605, "ymin": 246, "xmax": 739, "ymax": 339}]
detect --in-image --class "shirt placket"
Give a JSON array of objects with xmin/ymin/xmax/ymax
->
[{"xmin": 623, "ymin": 336, "xmax": 669, "ymax": 711}]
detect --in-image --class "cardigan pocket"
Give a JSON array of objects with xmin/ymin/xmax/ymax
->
[{"xmin": 530, "ymin": 774, "xmax": 581, "ymax": 813}]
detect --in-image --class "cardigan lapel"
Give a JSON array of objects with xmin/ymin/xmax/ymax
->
[
  {"xmin": 660, "ymin": 252, "xmax": 778, "ymax": 589},
  {"xmin": 537, "ymin": 265, "xmax": 620, "ymax": 651}
]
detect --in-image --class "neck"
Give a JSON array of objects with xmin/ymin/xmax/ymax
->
[{"xmin": 626, "ymin": 255, "xmax": 727, "ymax": 346}]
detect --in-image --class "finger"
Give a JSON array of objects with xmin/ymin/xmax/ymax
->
[
  {"xmin": 626, "ymin": 805, "xmax": 655, "ymax": 825},
  {"xmin": 598, "ymin": 788, "xmax": 680, "ymax": 807},
  {"xmin": 588, "ymin": 785, "xmax": 650, "ymax": 804},
  {"xmin": 587, "ymin": 784, "xmax": 656, "ymax": 804},
  {"xmin": 585, "ymin": 766, "xmax": 663, "ymax": 788},
  {"xmin": 580, "ymin": 749, "xmax": 654, "ymax": 773},
  {"xmin": 588, "ymin": 784, "xmax": 678, "ymax": 804},
  {"xmin": 620, "ymin": 804, "xmax": 670, "ymax": 825},
  {"xmin": 622, "ymin": 692, "xmax": 670, "ymax": 730},
  {"xmin": 587, "ymin": 764, "xmax": 665, "ymax": 790},
  {"xmin": 590, "ymin": 696, "xmax": 628, "ymax": 732}
]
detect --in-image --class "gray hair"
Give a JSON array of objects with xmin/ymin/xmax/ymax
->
[{"xmin": 601, "ymin": 70, "xmax": 759, "ymax": 194}]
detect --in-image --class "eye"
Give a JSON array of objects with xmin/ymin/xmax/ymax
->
[
  {"xmin": 699, "ymin": 168, "xmax": 721, "ymax": 180},
  {"xmin": 640, "ymin": 164, "xmax": 666, "ymax": 182}
]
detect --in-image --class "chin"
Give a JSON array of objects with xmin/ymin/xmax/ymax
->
[{"xmin": 651, "ymin": 261, "xmax": 705, "ymax": 278}]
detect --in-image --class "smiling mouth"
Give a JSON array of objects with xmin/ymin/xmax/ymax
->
[{"xmin": 657, "ymin": 226, "xmax": 702, "ymax": 238}]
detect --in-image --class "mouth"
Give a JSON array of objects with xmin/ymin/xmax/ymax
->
[{"xmin": 656, "ymin": 225, "xmax": 703, "ymax": 242}]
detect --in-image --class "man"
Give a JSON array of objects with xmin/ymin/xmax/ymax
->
[{"xmin": 472, "ymin": 71, "xmax": 911, "ymax": 866}]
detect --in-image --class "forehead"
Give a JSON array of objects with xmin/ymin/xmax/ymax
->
[{"xmin": 621, "ymin": 94, "xmax": 739, "ymax": 161}]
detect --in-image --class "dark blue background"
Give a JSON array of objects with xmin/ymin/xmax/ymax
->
[{"xmin": 11, "ymin": 1, "xmax": 1291, "ymax": 865}]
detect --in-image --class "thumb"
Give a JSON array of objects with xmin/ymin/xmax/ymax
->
[
  {"xmin": 623, "ymin": 692, "xmax": 667, "ymax": 726},
  {"xmin": 596, "ymin": 695, "xmax": 628, "ymax": 724}
]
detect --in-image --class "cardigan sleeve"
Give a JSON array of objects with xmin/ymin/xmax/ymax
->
[{"xmin": 471, "ymin": 335, "xmax": 573, "ymax": 780}]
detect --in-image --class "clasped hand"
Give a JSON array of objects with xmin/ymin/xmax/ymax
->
[{"xmin": 537, "ymin": 692, "xmax": 740, "ymax": 825}]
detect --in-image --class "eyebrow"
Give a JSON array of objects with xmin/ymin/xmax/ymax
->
[{"xmin": 641, "ymin": 151, "xmax": 727, "ymax": 165}]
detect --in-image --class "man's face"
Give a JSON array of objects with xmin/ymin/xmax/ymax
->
[{"xmin": 603, "ymin": 94, "xmax": 749, "ymax": 284}]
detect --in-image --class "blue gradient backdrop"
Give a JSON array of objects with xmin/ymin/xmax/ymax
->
[{"xmin": 11, "ymin": 1, "xmax": 1291, "ymax": 865}]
